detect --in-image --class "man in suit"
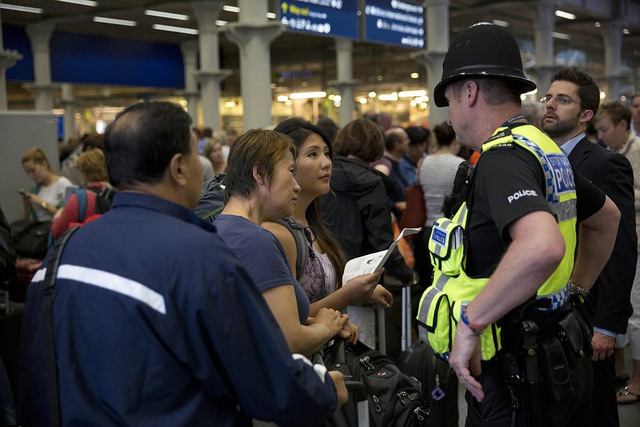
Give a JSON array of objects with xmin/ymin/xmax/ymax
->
[{"xmin": 542, "ymin": 67, "xmax": 637, "ymax": 426}]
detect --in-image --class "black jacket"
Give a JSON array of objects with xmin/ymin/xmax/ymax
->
[
  {"xmin": 320, "ymin": 156, "xmax": 412, "ymax": 283},
  {"xmin": 568, "ymin": 137, "xmax": 636, "ymax": 334}
]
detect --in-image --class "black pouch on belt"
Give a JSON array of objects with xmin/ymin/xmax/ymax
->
[
  {"xmin": 555, "ymin": 310, "xmax": 586, "ymax": 361},
  {"xmin": 540, "ymin": 338, "xmax": 575, "ymax": 401}
]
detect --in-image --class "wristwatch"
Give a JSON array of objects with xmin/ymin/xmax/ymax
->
[
  {"xmin": 41, "ymin": 201, "xmax": 48, "ymax": 210},
  {"xmin": 569, "ymin": 282, "xmax": 589, "ymax": 297}
]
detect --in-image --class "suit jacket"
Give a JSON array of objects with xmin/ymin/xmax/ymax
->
[{"xmin": 568, "ymin": 137, "xmax": 636, "ymax": 333}]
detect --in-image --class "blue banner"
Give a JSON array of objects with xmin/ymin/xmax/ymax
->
[
  {"xmin": 364, "ymin": 0, "xmax": 424, "ymax": 48},
  {"xmin": 279, "ymin": 0, "xmax": 359, "ymax": 40},
  {"xmin": 3, "ymin": 25, "xmax": 184, "ymax": 88}
]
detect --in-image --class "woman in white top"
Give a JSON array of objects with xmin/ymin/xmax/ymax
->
[
  {"xmin": 418, "ymin": 122, "xmax": 466, "ymax": 227},
  {"xmin": 21, "ymin": 147, "xmax": 73, "ymax": 222}
]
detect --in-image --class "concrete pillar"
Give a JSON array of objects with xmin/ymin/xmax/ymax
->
[
  {"xmin": 226, "ymin": 0, "xmax": 282, "ymax": 129},
  {"xmin": 25, "ymin": 23, "xmax": 56, "ymax": 111},
  {"xmin": 60, "ymin": 83, "xmax": 75, "ymax": 140},
  {"xmin": 602, "ymin": 19, "xmax": 625, "ymax": 101},
  {"xmin": 180, "ymin": 39, "xmax": 201, "ymax": 126},
  {"xmin": 532, "ymin": 0, "xmax": 558, "ymax": 93},
  {"xmin": 413, "ymin": 0, "xmax": 449, "ymax": 128},
  {"xmin": 192, "ymin": 0, "xmax": 232, "ymax": 129},
  {"xmin": 0, "ymin": 10, "xmax": 23, "ymax": 110},
  {"xmin": 327, "ymin": 38, "xmax": 359, "ymax": 126}
]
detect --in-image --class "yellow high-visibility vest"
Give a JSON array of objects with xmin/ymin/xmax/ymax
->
[{"xmin": 418, "ymin": 124, "xmax": 577, "ymax": 361}]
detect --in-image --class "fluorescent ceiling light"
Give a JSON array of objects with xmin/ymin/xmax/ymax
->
[
  {"xmin": 624, "ymin": 28, "xmax": 631, "ymax": 35},
  {"xmin": 221, "ymin": 5, "xmax": 275, "ymax": 19},
  {"xmin": 379, "ymin": 93, "xmax": 399, "ymax": 101},
  {"xmin": 398, "ymin": 90, "xmax": 427, "ymax": 98},
  {"xmin": 410, "ymin": 72, "xmax": 419, "ymax": 79},
  {"xmin": 289, "ymin": 91, "xmax": 326, "ymax": 99},
  {"xmin": 55, "ymin": 0, "xmax": 98, "ymax": 6},
  {"xmin": 0, "ymin": 3, "xmax": 43, "ymax": 13},
  {"xmin": 216, "ymin": 20, "xmax": 228, "ymax": 26},
  {"xmin": 93, "ymin": 16, "xmax": 137, "ymax": 26},
  {"xmin": 145, "ymin": 10, "xmax": 189, "ymax": 21},
  {"xmin": 276, "ymin": 95, "xmax": 289, "ymax": 102},
  {"xmin": 152, "ymin": 24, "xmax": 199, "ymax": 35},
  {"xmin": 552, "ymin": 32, "xmax": 571, "ymax": 40},
  {"xmin": 555, "ymin": 10, "xmax": 576, "ymax": 20},
  {"xmin": 491, "ymin": 19, "xmax": 509, "ymax": 27}
]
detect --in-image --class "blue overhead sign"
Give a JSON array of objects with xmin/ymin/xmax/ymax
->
[
  {"xmin": 279, "ymin": 0, "xmax": 359, "ymax": 40},
  {"xmin": 364, "ymin": 0, "xmax": 424, "ymax": 48}
]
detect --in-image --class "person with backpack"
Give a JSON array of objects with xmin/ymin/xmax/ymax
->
[
  {"xmin": 265, "ymin": 118, "xmax": 391, "ymax": 312},
  {"xmin": 51, "ymin": 149, "xmax": 114, "ymax": 238}
]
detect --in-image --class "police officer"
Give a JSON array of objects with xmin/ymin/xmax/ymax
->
[{"xmin": 419, "ymin": 23, "xmax": 621, "ymax": 426}]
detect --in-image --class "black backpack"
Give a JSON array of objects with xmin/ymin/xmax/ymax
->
[
  {"xmin": 193, "ymin": 174, "xmax": 227, "ymax": 222},
  {"xmin": 321, "ymin": 339, "xmax": 429, "ymax": 427},
  {"xmin": 194, "ymin": 174, "xmax": 313, "ymax": 281},
  {"xmin": 74, "ymin": 186, "xmax": 116, "ymax": 226}
]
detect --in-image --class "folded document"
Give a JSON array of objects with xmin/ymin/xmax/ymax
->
[{"xmin": 342, "ymin": 227, "xmax": 422, "ymax": 284}]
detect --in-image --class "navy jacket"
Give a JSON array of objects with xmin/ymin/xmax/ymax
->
[{"xmin": 18, "ymin": 192, "xmax": 337, "ymax": 426}]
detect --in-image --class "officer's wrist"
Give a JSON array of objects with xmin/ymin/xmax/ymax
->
[
  {"xmin": 569, "ymin": 281, "xmax": 589, "ymax": 297},
  {"xmin": 460, "ymin": 305, "xmax": 486, "ymax": 336}
]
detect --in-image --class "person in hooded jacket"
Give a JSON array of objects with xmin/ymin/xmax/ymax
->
[{"xmin": 320, "ymin": 117, "xmax": 414, "ymax": 348}]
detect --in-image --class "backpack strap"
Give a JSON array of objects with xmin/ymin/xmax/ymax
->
[
  {"xmin": 274, "ymin": 217, "xmax": 327, "ymax": 299},
  {"xmin": 42, "ymin": 225, "xmax": 79, "ymax": 427},
  {"xmin": 75, "ymin": 189, "xmax": 88, "ymax": 223}
]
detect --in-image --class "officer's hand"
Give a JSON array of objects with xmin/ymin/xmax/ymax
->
[
  {"xmin": 449, "ymin": 323, "xmax": 484, "ymax": 402},
  {"xmin": 328, "ymin": 371, "xmax": 348, "ymax": 410},
  {"xmin": 591, "ymin": 331, "xmax": 615, "ymax": 361}
]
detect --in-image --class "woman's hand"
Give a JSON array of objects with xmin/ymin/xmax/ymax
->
[
  {"xmin": 20, "ymin": 191, "xmax": 32, "ymax": 207},
  {"xmin": 369, "ymin": 285, "xmax": 393, "ymax": 307},
  {"xmin": 338, "ymin": 321, "xmax": 360, "ymax": 345},
  {"xmin": 28, "ymin": 193, "xmax": 45, "ymax": 208},
  {"xmin": 343, "ymin": 269, "xmax": 384, "ymax": 303},
  {"xmin": 310, "ymin": 308, "xmax": 349, "ymax": 338}
]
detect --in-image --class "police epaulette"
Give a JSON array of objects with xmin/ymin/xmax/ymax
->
[
  {"xmin": 487, "ymin": 127, "xmax": 511, "ymax": 142},
  {"xmin": 490, "ymin": 142, "xmax": 515, "ymax": 149}
]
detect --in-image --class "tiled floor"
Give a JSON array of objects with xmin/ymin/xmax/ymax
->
[{"xmin": 455, "ymin": 346, "xmax": 640, "ymax": 426}]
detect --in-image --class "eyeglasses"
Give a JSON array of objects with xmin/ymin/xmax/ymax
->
[{"xmin": 540, "ymin": 94, "xmax": 581, "ymax": 107}]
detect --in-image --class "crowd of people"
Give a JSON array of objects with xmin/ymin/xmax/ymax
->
[{"xmin": 2, "ymin": 21, "xmax": 640, "ymax": 427}]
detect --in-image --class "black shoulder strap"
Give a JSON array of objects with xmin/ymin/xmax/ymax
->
[
  {"xmin": 274, "ymin": 217, "xmax": 327, "ymax": 299},
  {"xmin": 42, "ymin": 226, "xmax": 80, "ymax": 427}
]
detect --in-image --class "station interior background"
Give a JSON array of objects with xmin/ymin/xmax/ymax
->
[
  {"xmin": 2, "ymin": 0, "xmax": 640, "ymax": 135},
  {"xmin": 2, "ymin": 2, "xmax": 640, "ymax": 425}
]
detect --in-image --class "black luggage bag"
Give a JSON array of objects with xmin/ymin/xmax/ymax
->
[{"xmin": 398, "ymin": 340, "xmax": 459, "ymax": 427}]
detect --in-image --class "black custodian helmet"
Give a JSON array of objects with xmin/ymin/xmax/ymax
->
[{"xmin": 433, "ymin": 22, "xmax": 536, "ymax": 107}]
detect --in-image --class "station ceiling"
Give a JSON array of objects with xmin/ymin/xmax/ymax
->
[{"xmin": 2, "ymin": 0, "xmax": 640, "ymax": 109}]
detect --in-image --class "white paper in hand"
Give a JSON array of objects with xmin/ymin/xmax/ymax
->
[{"xmin": 342, "ymin": 227, "xmax": 422, "ymax": 284}]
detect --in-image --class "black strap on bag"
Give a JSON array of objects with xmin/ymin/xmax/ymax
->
[{"xmin": 42, "ymin": 226, "xmax": 79, "ymax": 427}]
